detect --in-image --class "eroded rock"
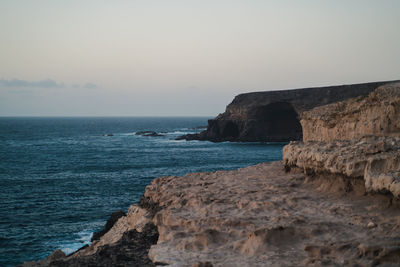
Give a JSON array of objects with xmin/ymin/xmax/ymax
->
[
  {"xmin": 143, "ymin": 162, "xmax": 400, "ymax": 266},
  {"xmin": 91, "ymin": 210, "xmax": 126, "ymax": 242},
  {"xmin": 283, "ymin": 136, "xmax": 400, "ymax": 198},
  {"xmin": 301, "ymin": 82, "xmax": 400, "ymax": 142}
]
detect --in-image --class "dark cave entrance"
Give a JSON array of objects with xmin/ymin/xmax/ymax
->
[
  {"xmin": 220, "ymin": 121, "xmax": 240, "ymax": 139},
  {"xmin": 254, "ymin": 102, "xmax": 302, "ymax": 141}
]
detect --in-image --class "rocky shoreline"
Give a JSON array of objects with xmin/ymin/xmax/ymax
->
[{"xmin": 22, "ymin": 82, "xmax": 400, "ymax": 266}]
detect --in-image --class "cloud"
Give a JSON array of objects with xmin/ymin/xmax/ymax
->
[
  {"xmin": 83, "ymin": 83, "xmax": 98, "ymax": 89},
  {"xmin": 0, "ymin": 78, "xmax": 65, "ymax": 88},
  {"xmin": 0, "ymin": 78, "xmax": 99, "ymax": 90}
]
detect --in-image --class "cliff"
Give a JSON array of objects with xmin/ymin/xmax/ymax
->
[
  {"xmin": 283, "ymin": 83, "xmax": 400, "ymax": 198},
  {"xmin": 301, "ymin": 83, "xmax": 400, "ymax": 142},
  {"xmin": 178, "ymin": 80, "xmax": 397, "ymax": 142}
]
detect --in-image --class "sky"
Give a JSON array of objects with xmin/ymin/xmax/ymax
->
[{"xmin": 0, "ymin": 1, "xmax": 399, "ymax": 116}]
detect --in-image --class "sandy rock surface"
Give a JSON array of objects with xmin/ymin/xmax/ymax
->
[
  {"xmin": 301, "ymin": 83, "xmax": 400, "ymax": 142},
  {"xmin": 144, "ymin": 161, "xmax": 400, "ymax": 266},
  {"xmin": 283, "ymin": 136, "xmax": 400, "ymax": 198}
]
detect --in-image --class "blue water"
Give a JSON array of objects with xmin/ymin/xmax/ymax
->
[{"xmin": 0, "ymin": 117, "xmax": 284, "ymax": 266}]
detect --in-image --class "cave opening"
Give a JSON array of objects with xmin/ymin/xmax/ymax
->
[
  {"xmin": 254, "ymin": 102, "xmax": 302, "ymax": 141},
  {"xmin": 221, "ymin": 121, "xmax": 240, "ymax": 139}
]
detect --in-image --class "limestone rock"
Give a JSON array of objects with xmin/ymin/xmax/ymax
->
[
  {"xmin": 283, "ymin": 136, "xmax": 400, "ymax": 198},
  {"xmin": 301, "ymin": 82, "xmax": 400, "ymax": 142},
  {"xmin": 91, "ymin": 210, "xmax": 126, "ymax": 241},
  {"xmin": 143, "ymin": 162, "xmax": 400, "ymax": 266}
]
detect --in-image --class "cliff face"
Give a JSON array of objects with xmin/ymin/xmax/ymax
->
[
  {"xmin": 301, "ymin": 83, "xmax": 400, "ymax": 142},
  {"xmin": 283, "ymin": 136, "xmax": 400, "ymax": 198},
  {"xmin": 179, "ymin": 81, "xmax": 397, "ymax": 142},
  {"xmin": 283, "ymin": 83, "xmax": 400, "ymax": 198}
]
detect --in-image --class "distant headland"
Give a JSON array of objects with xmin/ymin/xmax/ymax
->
[{"xmin": 177, "ymin": 80, "xmax": 398, "ymax": 142}]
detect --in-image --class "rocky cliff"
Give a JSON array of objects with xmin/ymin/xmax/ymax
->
[
  {"xmin": 178, "ymin": 80, "xmax": 397, "ymax": 142},
  {"xmin": 283, "ymin": 83, "xmax": 400, "ymax": 199},
  {"xmin": 301, "ymin": 83, "xmax": 400, "ymax": 142}
]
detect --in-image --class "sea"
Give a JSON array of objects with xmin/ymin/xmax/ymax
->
[{"xmin": 0, "ymin": 117, "xmax": 285, "ymax": 266}]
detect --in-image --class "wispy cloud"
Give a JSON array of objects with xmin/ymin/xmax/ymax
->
[
  {"xmin": 0, "ymin": 78, "xmax": 65, "ymax": 88},
  {"xmin": 0, "ymin": 78, "xmax": 99, "ymax": 90}
]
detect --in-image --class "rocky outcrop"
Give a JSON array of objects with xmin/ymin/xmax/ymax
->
[
  {"xmin": 301, "ymin": 83, "xmax": 400, "ymax": 142},
  {"xmin": 36, "ymin": 162, "xmax": 399, "ymax": 266},
  {"xmin": 31, "ymin": 224, "xmax": 159, "ymax": 267},
  {"xmin": 21, "ymin": 206, "xmax": 156, "ymax": 266},
  {"xmin": 91, "ymin": 210, "xmax": 126, "ymax": 241},
  {"xmin": 178, "ymin": 80, "xmax": 397, "ymax": 142},
  {"xmin": 283, "ymin": 83, "xmax": 400, "ymax": 199},
  {"xmin": 283, "ymin": 136, "xmax": 400, "ymax": 198},
  {"xmin": 135, "ymin": 131, "xmax": 165, "ymax": 137},
  {"xmin": 26, "ymin": 161, "xmax": 400, "ymax": 266}
]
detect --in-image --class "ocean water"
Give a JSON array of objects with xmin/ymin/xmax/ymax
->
[{"xmin": 0, "ymin": 117, "xmax": 285, "ymax": 266}]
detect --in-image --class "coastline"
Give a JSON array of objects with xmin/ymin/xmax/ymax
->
[
  {"xmin": 20, "ymin": 82, "xmax": 400, "ymax": 266},
  {"xmin": 24, "ymin": 160, "xmax": 400, "ymax": 266}
]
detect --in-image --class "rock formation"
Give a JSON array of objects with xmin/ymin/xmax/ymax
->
[
  {"xmin": 91, "ymin": 210, "xmax": 126, "ymax": 241},
  {"xmin": 136, "ymin": 131, "xmax": 165, "ymax": 137},
  {"xmin": 301, "ymin": 83, "xmax": 400, "ymax": 142},
  {"xmin": 284, "ymin": 83, "xmax": 400, "ymax": 199},
  {"xmin": 283, "ymin": 136, "xmax": 400, "ymax": 198},
  {"xmin": 25, "ymin": 162, "xmax": 400, "ymax": 266},
  {"xmin": 178, "ymin": 80, "xmax": 397, "ymax": 142}
]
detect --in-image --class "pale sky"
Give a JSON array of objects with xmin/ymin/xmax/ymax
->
[{"xmin": 1, "ymin": 0, "xmax": 399, "ymax": 116}]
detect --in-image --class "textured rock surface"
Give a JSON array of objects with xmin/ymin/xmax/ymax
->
[
  {"xmin": 144, "ymin": 162, "xmax": 400, "ymax": 266},
  {"xmin": 178, "ymin": 80, "xmax": 397, "ymax": 142},
  {"xmin": 24, "ymin": 162, "xmax": 400, "ymax": 266},
  {"xmin": 73, "ymin": 205, "xmax": 152, "ymax": 257},
  {"xmin": 301, "ymin": 83, "xmax": 400, "ymax": 142},
  {"xmin": 91, "ymin": 210, "xmax": 126, "ymax": 241},
  {"xmin": 283, "ymin": 136, "xmax": 400, "ymax": 198}
]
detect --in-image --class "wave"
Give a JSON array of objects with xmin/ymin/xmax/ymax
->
[{"xmin": 58, "ymin": 230, "xmax": 93, "ymax": 255}]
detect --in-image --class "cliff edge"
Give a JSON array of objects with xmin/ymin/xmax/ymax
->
[
  {"xmin": 284, "ymin": 83, "xmax": 400, "ymax": 199},
  {"xmin": 178, "ymin": 80, "xmax": 397, "ymax": 142}
]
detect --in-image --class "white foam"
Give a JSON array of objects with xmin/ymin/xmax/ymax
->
[
  {"xmin": 165, "ymin": 131, "xmax": 198, "ymax": 135},
  {"xmin": 58, "ymin": 230, "xmax": 93, "ymax": 255}
]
